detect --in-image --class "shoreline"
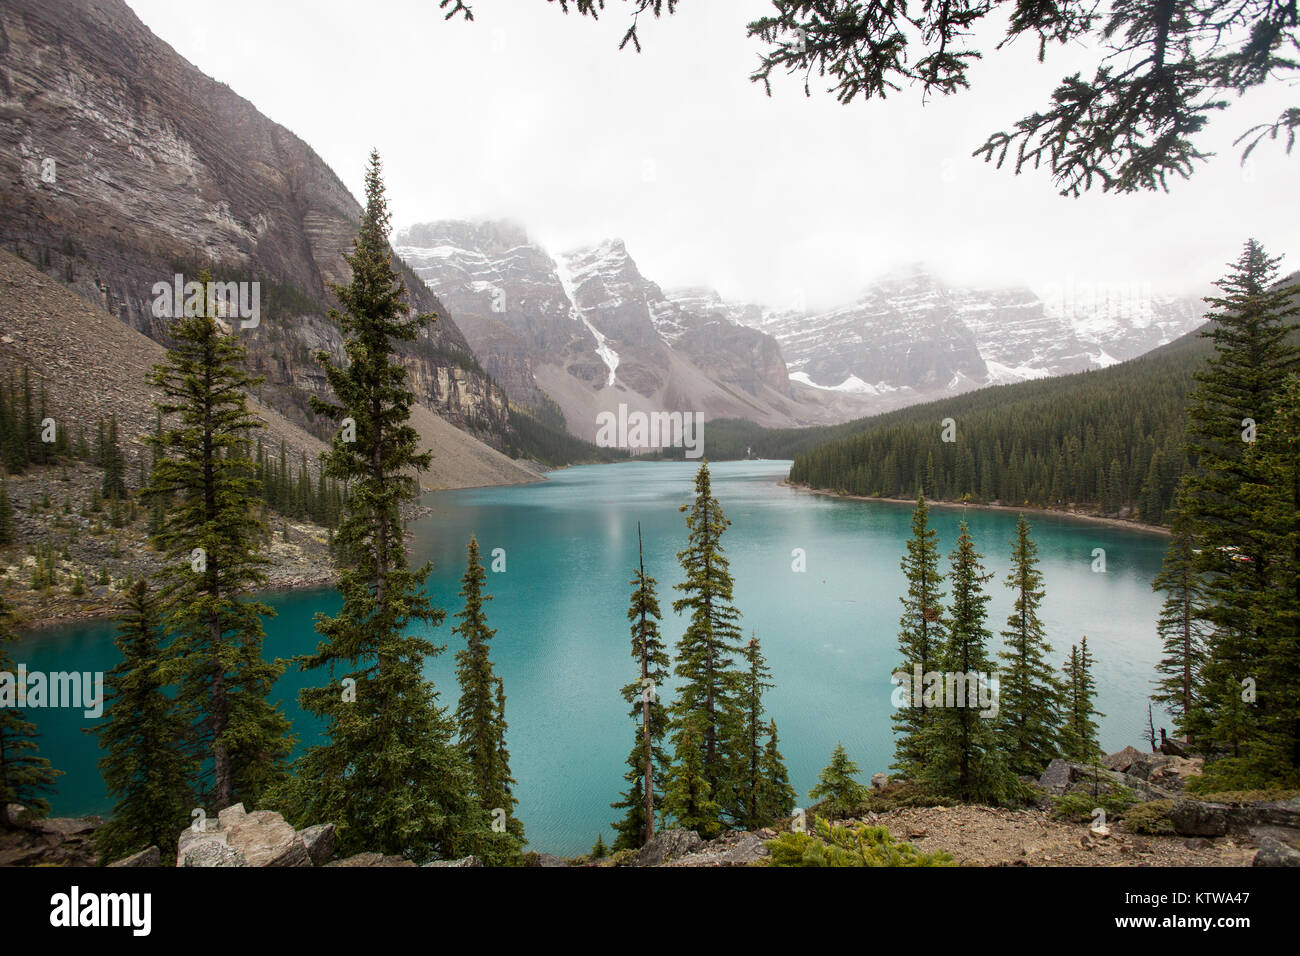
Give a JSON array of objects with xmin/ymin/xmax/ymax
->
[{"xmin": 783, "ymin": 482, "xmax": 1172, "ymax": 536}]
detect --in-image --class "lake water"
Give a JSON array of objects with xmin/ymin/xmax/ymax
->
[{"xmin": 14, "ymin": 460, "xmax": 1172, "ymax": 855}]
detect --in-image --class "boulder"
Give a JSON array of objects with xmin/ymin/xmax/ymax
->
[
  {"xmin": 1038, "ymin": 759, "xmax": 1074, "ymax": 793},
  {"xmin": 181, "ymin": 840, "xmax": 248, "ymax": 867},
  {"xmin": 1169, "ymin": 800, "xmax": 1231, "ymax": 837},
  {"xmin": 299, "ymin": 823, "xmax": 336, "ymax": 867},
  {"xmin": 223, "ymin": 808, "xmax": 312, "ymax": 867},
  {"xmin": 424, "ymin": 856, "xmax": 483, "ymax": 867},
  {"xmin": 1103, "ymin": 746, "xmax": 1145, "ymax": 774},
  {"xmin": 871, "ymin": 773, "xmax": 889, "ymax": 791},
  {"xmin": 634, "ymin": 828, "xmax": 704, "ymax": 867},
  {"xmin": 109, "ymin": 846, "xmax": 160, "ymax": 867},
  {"xmin": 217, "ymin": 803, "xmax": 247, "ymax": 829},
  {"xmin": 1253, "ymin": 836, "xmax": 1300, "ymax": 867},
  {"xmin": 716, "ymin": 832, "xmax": 769, "ymax": 866},
  {"xmin": 528, "ymin": 853, "xmax": 570, "ymax": 868},
  {"xmin": 2, "ymin": 804, "xmax": 31, "ymax": 827}
]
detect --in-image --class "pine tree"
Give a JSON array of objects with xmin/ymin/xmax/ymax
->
[
  {"xmin": 452, "ymin": 537, "xmax": 522, "ymax": 851},
  {"xmin": 0, "ymin": 595, "xmax": 62, "ymax": 825},
  {"xmin": 1151, "ymin": 509, "xmax": 1210, "ymax": 741},
  {"xmin": 997, "ymin": 515, "xmax": 1065, "ymax": 777},
  {"xmin": 1239, "ymin": 375, "xmax": 1300, "ymax": 774},
  {"xmin": 100, "ymin": 414, "xmax": 127, "ymax": 501},
  {"xmin": 892, "ymin": 493, "xmax": 946, "ymax": 778},
  {"xmin": 591, "ymin": 833, "xmax": 608, "ymax": 859},
  {"xmin": 283, "ymin": 151, "xmax": 488, "ymax": 863},
  {"xmin": 1181, "ymin": 240, "xmax": 1299, "ymax": 752},
  {"xmin": 663, "ymin": 715, "xmax": 723, "ymax": 838},
  {"xmin": 809, "ymin": 743, "xmax": 867, "ymax": 818},
  {"xmin": 923, "ymin": 522, "xmax": 1010, "ymax": 802},
  {"xmin": 755, "ymin": 718, "xmax": 797, "ymax": 824},
  {"xmin": 89, "ymin": 580, "xmax": 195, "ymax": 864},
  {"xmin": 0, "ymin": 481, "xmax": 13, "ymax": 547},
  {"xmin": 145, "ymin": 268, "xmax": 292, "ymax": 810},
  {"xmin": 611, "ymin": 523, "xmax": 670, "ymax": 851},
  {"xmin": 1061, "ymin": 638, "xmax": 1104, "ymax": 763},
  {"xmin": 669, "ymin": 460, "xmax": 744, "ymax": 832},
  {"xmin": 734, "ymin": 633, "xmax": 787, "ymax": 830}
]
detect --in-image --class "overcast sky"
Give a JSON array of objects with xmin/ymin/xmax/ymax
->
[{"xmin": 127, "ymin": 0, "xmax": 1298, "ymax": 311}]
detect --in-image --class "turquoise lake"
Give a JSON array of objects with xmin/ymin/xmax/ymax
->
[{"xmin": 14, "ymin": 460, "xmax": 1173, "ymax": 855}]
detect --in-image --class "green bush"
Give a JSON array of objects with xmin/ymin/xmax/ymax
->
[
  {"xmin": 1123, "ymin": 800, "xmax": 1175, "ymax": 835},
  {"xmin": 1050, "ymin": 786, "xmax": 1138, "ymax": 823},
  {"xmin": 766, "ymin": 816, "xmax": 954, "ymax": 867},
  {"xmin": 1185, "ymin": 756, "xmax": 1300, "ymax": 795}
]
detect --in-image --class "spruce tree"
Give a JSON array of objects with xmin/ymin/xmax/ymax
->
[
  {"xmin": 1239, "ymin": 375, "xmax": 1300, "ymax": 774},
  {"xmin": 0, "ymin": 480, "xmax": 13, "ymax": 547},
  {"xmin": 1181, "ymin": 240, "xmax": 1299, "ymax": 750},
  {"xmin": 670, "ymin": 460, "xmax": 744, "ymax": 833},
  {"xmin": 100, "ymin": 414, "xmax": 127, "ymax": 501},
  {"xmin": 809, "ymin": 743, "xmax": 867, "ymax": 818},
  {"xmin": 755, "ymin": 718, "xmax": 797, "ymax": 824},
  {"xmin": 892, "ymin": 492, "xmax": 946, "ymax": 778},
  {"xmin": 663, "ymin": 715, "xmax": 723, "ymax": 838},
  {"xmin": 1151, "ymin": 509, "xmax": 1210, "ymax": 741},
  {"xmin": 452, "ymin": 537, "xmax": 522, "ymax": 850},
  {"xmin": 0, "ymin": 596, "xmax": 61, "ymax": 825},
  {"xmin": 145, "ymin": 268, "xmax": 292, "ymax": 810},
  {"xmin": 997, "ymin": 515, "xmax": 1065, "ymax": 777},
  {"xmin": 611, "ymin": 524, "xmax": 670, "ymax": 851},
  {"xmin": 283, "ymin": 151, "xmax": 488, "ymax": 863},
  {"xmin": 735, "ymin": 633, "xmax": 786, "ymax": 830},
  {"xmin": 1061, "ymin": 638, "xmax": 1104, "ymax": 763},
  {"xmin": 923, "ymin": 522, "xmax": 1010, "ymax": 802},
  {"xmin": 90, "ymin": 580, "xmax": 195, "ymax": 864}
]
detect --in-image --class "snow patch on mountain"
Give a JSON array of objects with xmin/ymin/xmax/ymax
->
[{"xmin": 555, "ymin": 251, "xmax": 619, "ymax": 387}]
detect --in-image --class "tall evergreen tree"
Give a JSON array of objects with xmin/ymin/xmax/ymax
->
[
  {"xmin": 89, "ymin": 580, "xmax": 195, "ymax": 864},
  {"xmin": 0, "ymin": 596, "xmax": 61, "ymax": 825},
  {"xmin": 669, "ymin": 460, "xmax": 744, "ymax": 833},
  {"xmin": 283, "ymin": 152, "xmax": 488, "ymax": 863},
  {"xmin": 452, "ymin": 537, "xmax": 522, "ymax": 849},
  {"xmin": 997, "ymin": 515, "xmax": 1065, "ymax": 777},
  {"xmin": 1239, "ymin": 375, "xmax": 1300, "ymax": 774},
  {"xmin": 100, "ymin": 414, "xmax": 127, "ymax": 500},
  {"xmin": 1181, "ymin": 240, "xmax": 1299, "ymax": 749},
  {"xmin": 755, "ymin": 718, "xmax": 797, "ymax": 824},
  {"xmin": 735, "ymin": 633, "xmax": 787, "ymax": 830},
  {"xmin": 145, "ymin": 268, "xmax": 292, "ymax": 810},
  {"xmin": 1061, "ymin": 638, "xmax": 1104, "ymax": 763},
  {"xmin": 923, "ymin": 522, "xmax": 1010, "ymax": 802},
  {"xmin": 0, "ymin": 480, "xmax": 13, "ymax": 547},
  {"xmin": 663, "ymin": 715, "xmax": 723, "ymax": 838},
  {"xmin": 892, "ymin": 492, "xmax": 946, "ymax": 778},
  {"xmin": 1151, "ymin": 509, "xmax": 1210, "ymax": 741},
  {"xmin": 611, "ymin": 524, "xmax": 670, "ymax": 850}
]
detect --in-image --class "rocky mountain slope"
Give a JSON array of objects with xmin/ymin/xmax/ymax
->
[
  {"xmin": 0, "ymin": 0, "xmax": 510, "ymax": 447},
  {"xmin": 395, "ymin": 220, "xmax": 877, "ymax": 444}
]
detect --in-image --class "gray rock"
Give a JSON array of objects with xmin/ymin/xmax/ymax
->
[
  {"xmin": 1170, "ymin": 800, "xmax": 1231, "ymax": 837},
  {"xmin": 108, "ymin": 846, "xmax": 160, "ymax": 867},
  {"xmin": 223, "ymin": 809, "xmax": 311, "ymax": 867},
  {"xmin": 181, "ymin": 840, "xmax": 248, "ymax": 867},
  {"xmin": 1103, "ymin": 746, "xmax": 1145, "ymax": 774},
  {"xmin": 871, "ymin": 773, "xmax": 889, "ymax": 791},
  {"xmin": 716, "ymin": 832, "xmax": 769, "ymax": 866},
  {"xmin": 1184, "ymin": 838, "xmax": 1215, "ymax": 851},
  {"xmin": 2, "ymin": 804, "xmax": 30, "ymax": 827},
  {"xmin": 634, "ymin": 828, "xmax": 704, "ymax": 867},
  {"xmin": 424, "ymin": 856, "xmax": 483, "ymax": 867},
  {"xmin": 1038, "ymin": 759, "xmax": 1073, "ymax": 793},
  {"xmin": 176, "ymin": 826, "xmax": 233, "ymax": 867},
  {"xmin": 529, "ymin": 853, "xmax": 570, "ymax": 868},
  {"xmin": 216, "ymin": 803, "xmax": 247, "ymax": 830},
  {"xmin": 1253, "ymin": 836, "xmax": 1300, "ymax": 867},
  {"xmin": 299, "ymin": 823, "xmax": 336, "ymax": 867}
]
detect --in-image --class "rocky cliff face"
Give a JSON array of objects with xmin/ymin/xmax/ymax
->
[{"xmin": 0, "ymin": 0, "xmax": 509, "ymax": 442}]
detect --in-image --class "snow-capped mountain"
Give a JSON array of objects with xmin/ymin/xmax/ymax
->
[
  {"xmin": 731, "ymin": 264, "xmax": 1204, "ymax": 397},
  {"xmin": 394, "ymin": 222, "xmax": 850, "ymax": 444}
]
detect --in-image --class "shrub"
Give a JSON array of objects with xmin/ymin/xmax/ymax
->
[
  {"xmin": 1123, "ymin": 800, "xmax": 1175, "ymax": 835},
  {"xmin": 766, "ymin": 816, "xmax": 954, "ymax": 867},
  {"xmin": 1050, "ymin": 786, "xmax": 1138, "ymax": 823}
]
